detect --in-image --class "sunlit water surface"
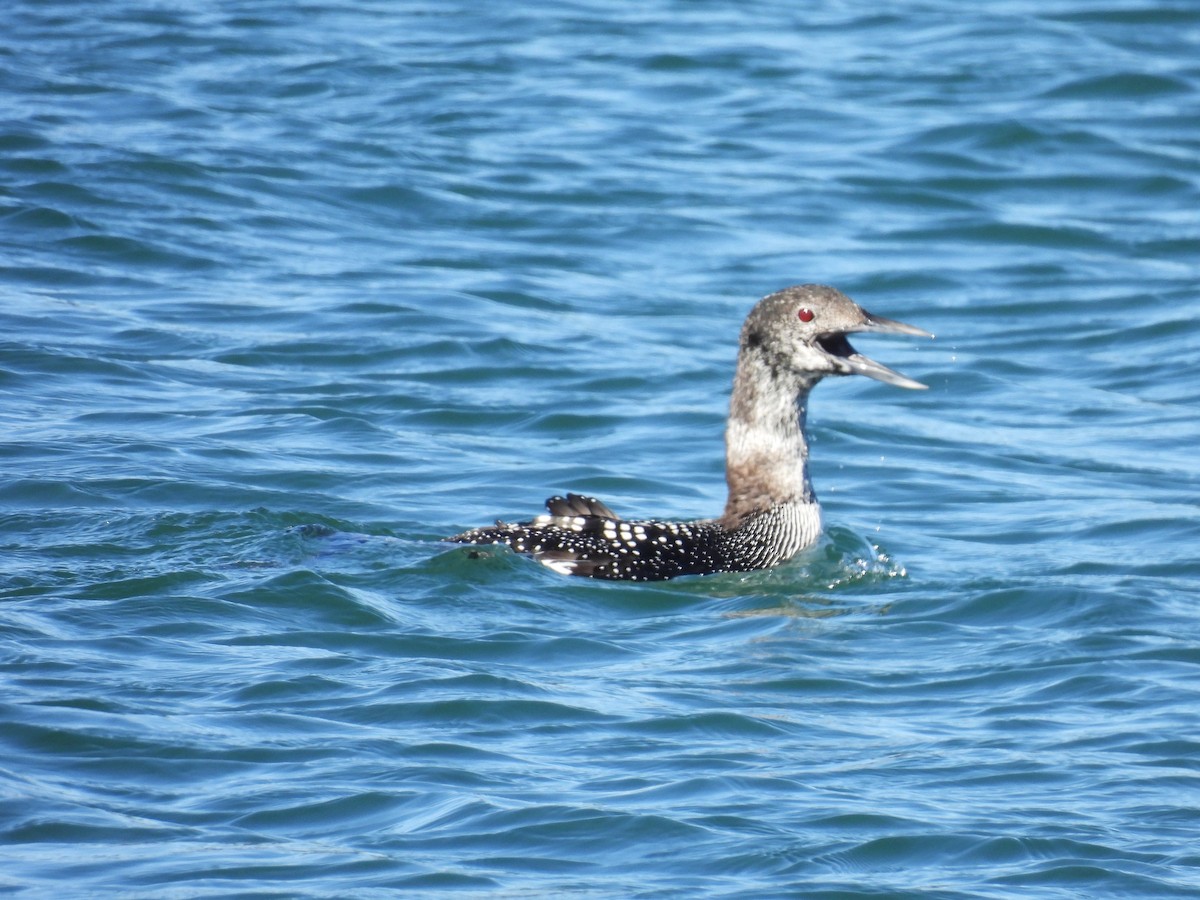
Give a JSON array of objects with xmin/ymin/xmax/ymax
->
[{"xmin": 3, "ymin": 1, "xmax": 1200, "ymax": 896}]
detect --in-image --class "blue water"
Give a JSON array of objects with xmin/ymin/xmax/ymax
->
[{"xmin": 3, "ymin": 1, "xmax": 1200, "ymax": 896}]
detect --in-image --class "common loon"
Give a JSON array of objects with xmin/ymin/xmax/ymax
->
[{"xmin": 445, "ymin": 284, "xmax": 930, "ymax": 581}]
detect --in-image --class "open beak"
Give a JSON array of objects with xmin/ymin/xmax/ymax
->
[{"xmin": 825, "ymin": 311, "xmax": 932, "ymax": 390}]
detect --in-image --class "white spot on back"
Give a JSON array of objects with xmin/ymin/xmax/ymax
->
[{"xmin": 539, "ymin": 557, "xmax": 578, "ymax": 576}]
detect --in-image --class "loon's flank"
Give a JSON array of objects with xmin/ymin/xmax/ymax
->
[{"xmin": 445, "ymin": 284, "xmax": 931, "ymax": 581}]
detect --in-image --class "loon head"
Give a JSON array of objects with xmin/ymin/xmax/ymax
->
[{"xmin": 740, "ymin": 284, "xmax": 931, "ymax": 390}]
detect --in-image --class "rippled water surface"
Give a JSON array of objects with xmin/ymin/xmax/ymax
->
[{"xmin": 3, "ymin": 1, "xmax": 1200, "ymax": 896}]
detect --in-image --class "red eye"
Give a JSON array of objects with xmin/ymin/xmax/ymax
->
[{"xmin": 797, "ymin": 308, "xmax": 814, "ymax": 322}]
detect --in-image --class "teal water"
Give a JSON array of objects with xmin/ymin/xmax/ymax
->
[{"xmin": 3, "ymin": 1, "xmax": 1200, "ymax": 896}]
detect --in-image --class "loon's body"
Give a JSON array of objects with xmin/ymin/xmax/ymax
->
[{"xmin": 445, "ymin": 284, "xmax": 930, "ymax": 581}]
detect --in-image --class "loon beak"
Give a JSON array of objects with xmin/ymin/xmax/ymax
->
[{"xmin": 833, "ymin": 310, "xmax": 932, "ymax": 390}]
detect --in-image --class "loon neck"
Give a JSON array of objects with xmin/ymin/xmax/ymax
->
[{"xmin": 721, "ymin": 345, "xmax": 820, "ymax": 527}]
